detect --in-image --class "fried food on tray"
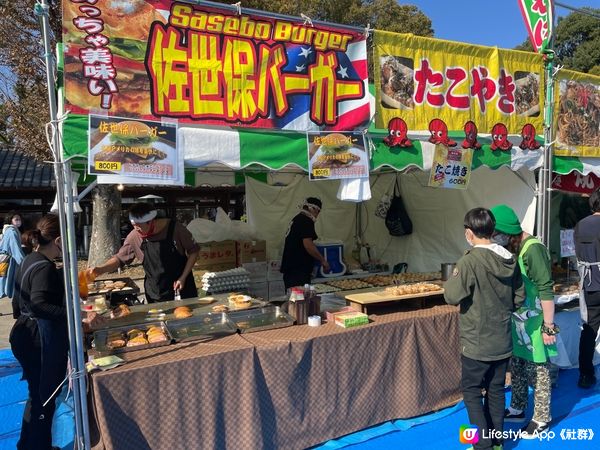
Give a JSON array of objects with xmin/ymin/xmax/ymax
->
[
  {"xmin": 110, "ymin": 304, "xmax": 131, "ymax": 319},
  {"xmin": 212, "ymin": 304, "xmax": 229, "ymax": 313},
  {"xmin": 384, "ymin": 282, "xmax": 443, "ymax": 296},
  {"xmin": 147, "ymin": 332, "xmax": 168, "ymax": 343},
  {"xmin": 126, "ymin": 336, "xmax": 149, "ymax": 347},
  {"xmin": 126, "ymin": 328, "xmax": 144, "ymax": 339},
  {"xmin": 107, "ymin": 332, "xmax": 127, "ymax": 349},
  {"xmin": 174, "ymin": 306, "xmax": 193, "ymax": 319}
]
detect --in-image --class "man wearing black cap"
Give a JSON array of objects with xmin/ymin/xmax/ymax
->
[{"xmin": 280, "ymin": 197, "xmax": 330, "ymax": 290}]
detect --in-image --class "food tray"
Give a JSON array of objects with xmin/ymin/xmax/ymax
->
[
  {"xmin": 89, "ymin": 277, "xmax": 141, "ymax": 305},
  {"xmin": 165, "ymin": 313, "xmax": 237, "ymax": 343},
  {"xmin": 227, "ymin": 306, "xmax": 295, "ymax": 333},
  {"xmin": 93, "ymin": 321, "xmax": 172, "ymax": 355}
]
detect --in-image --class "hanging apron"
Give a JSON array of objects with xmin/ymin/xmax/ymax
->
[
  {"xmin": 141, "ymin": 219, "xmax": 197, "ymax": 302},
  {"xmin": 512, "ymin": 237, "xmax": 558, "ymax": 363},
  {"xmin": 575, "ymin": 260, "xmax": 600, "ymax": 324}
]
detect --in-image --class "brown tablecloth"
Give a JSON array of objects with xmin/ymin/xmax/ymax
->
[{"xmin": 90, "ymin": 305, "xmax": 461, "ymax": 450}]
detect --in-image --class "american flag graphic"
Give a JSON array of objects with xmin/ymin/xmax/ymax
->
[{"xmin": 274, "ymin": 41, "xmax": 371, "ymax": 131}]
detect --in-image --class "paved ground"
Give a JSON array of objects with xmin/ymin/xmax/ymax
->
[{"xmin": 0, "ymin": 298, "xmax": 13, "ymax": 349}]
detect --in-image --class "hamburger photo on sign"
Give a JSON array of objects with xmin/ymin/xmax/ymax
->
[
  {"xmin": 308, "ymin": 132, "xmax": 367, "ymax": 180},
  {"xmin": 88, "ymin": 116, "xmax": 176, "ymax": 178}
]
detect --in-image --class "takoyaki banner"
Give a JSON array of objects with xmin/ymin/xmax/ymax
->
[
  {"xmin": 553, "ymin": 70, "xmax": 600, "ymax": 157},
  {"xmin": 374, "ymin": 31, "xmax": 545, "ymax": 149},
  {"xmin": 62, "ymin": 0, "xmax": 369, "ymax": 131}
]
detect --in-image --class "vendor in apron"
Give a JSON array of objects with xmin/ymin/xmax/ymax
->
[
  {"xmin": 574, "ymin": 188, "xmax": 600, "ymax": 389},
  {"xmin": 89, "ymin": 203, "xmax": 199, "ymax": 303}
]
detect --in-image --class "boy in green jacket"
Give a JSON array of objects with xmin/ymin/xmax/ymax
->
[{"xmin": 445, "ymin": 207, "xmax": 525, "ymax": 450}]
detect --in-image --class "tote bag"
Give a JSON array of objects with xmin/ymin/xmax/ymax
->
[{"xmin": 385, "ymin": 178, "xmax": 413, "ymax": 237}]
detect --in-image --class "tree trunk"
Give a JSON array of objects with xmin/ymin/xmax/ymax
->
[{"xmin": 88, "ymin": 185, "xmax": 121, "ymax": 269}]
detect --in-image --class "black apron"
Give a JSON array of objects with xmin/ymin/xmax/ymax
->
[{"xmin": 141, "ymin": 219, "xmax": 197, "ymax": 302}]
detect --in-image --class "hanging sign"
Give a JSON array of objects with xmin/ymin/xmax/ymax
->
[
  {"xmin": 517, "ymin": 0, "xmax": 554, "ymax": 53},
  {"xmin": 62, "ymin": 0, "xmax": 369, "ymax": 131},
  {"xmin": 560, "ymin": 229, "xmax": 575, "ymax": 258},
  {"xmin": 554, "ymin": 70, "xmax": 600, "ymax": 157},
  {"xmin": 88, "ymin": 115, "xmax": 182, "ymax": 184},
  {"xmin": 552, "ymin": 172, "xmax": 600, "ymax": 194},
  {"xmin": 428, "ymin": 146, "xmax": 473, "ymax": 189},
  {"xmin": 373, "ymin": 31, "xmax": 544, "ymax": 144},
  {"xmin": 307, "ymin": 132, "xmax": 369, "ymax": 180}
]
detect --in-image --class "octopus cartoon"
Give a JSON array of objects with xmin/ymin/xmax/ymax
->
[
  {"xmin": 428, "ymin": 119, "xmax": 456, "ymax": 147},
  {"xmin": 383, "ymin": 117, "xmax": 412, "ymax": 148},
  {"xmin": 490, "ymin": 123, "xmax": 512, "ymax": 151},
  {"xmin": 519, "ymin": 124, "xmax": 541, "ymax": 150},
  {"xmin": 461, "ymin": 121, "xmax": 482, "ymax": 149}
]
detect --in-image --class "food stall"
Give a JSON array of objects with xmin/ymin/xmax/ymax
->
[{"xmin": 55, "ymin": 0, "xmax": 600, "ymax": 448}]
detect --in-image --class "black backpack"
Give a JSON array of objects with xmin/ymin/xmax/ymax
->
[{"xmin": 385, "ymin": 177, "xmax": 413, "ymax": 237}]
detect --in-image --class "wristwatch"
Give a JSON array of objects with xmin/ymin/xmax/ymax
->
[{"xmin": 541, "ymin": 322, "xmax": 560, "ymax": 335}]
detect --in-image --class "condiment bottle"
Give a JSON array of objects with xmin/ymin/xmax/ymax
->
[{"xmin": 174, "ymin": 288, "xmax": 181, "ymax": 301}]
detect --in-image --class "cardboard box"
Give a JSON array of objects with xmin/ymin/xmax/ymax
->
[
  {"xmin": 195, "ymin": 241, "xmax": 237, "ymax": 270},
  {"xmin": 268, "ymin": 280, "xmax": 286, "ymax": 300},
  {"xmin": 248, "ymin": 281, "xmax": 269, "ymax": 300},
  {"xmin": 242, "ymin": 262, "xmax": 267, "ymax": 282},
  {"xmin": 236, "ymin": 240, "xmax": 267, "ymax": 264},
  {"xmin": 267, "ymin": 260, "xmax": 284, "ymax": 281}
]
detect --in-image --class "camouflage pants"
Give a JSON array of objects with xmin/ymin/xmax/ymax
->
[{"xmin": 510, "ymin": 356, "xmax": 552, "ymax": 423}]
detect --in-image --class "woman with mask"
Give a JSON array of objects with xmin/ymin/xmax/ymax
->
[
  {"xmin": 10, "ymin": 214, "xmax": 70, "ymax": 450},
  {"xmin": 0, "ymin": 211, "xmax": 26, "ymax": 299},
  {"xmin": 490, "ymin": 204, "xmax": 557, "ymax": 439}
]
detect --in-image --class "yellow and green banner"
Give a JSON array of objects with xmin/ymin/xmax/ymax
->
[
  {"xmin": 554, "ymin": 69, "xmax": 600, "ymax": 157},
  {"xmin": 374, "ymin": 31, "xmax": 545, "ymax": 144}
]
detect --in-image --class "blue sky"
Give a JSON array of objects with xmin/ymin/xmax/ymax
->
[{"xmin": 406, "ymin": 1, "xmax": 596, "ymax": 49}]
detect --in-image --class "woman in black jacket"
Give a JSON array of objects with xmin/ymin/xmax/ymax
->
[{"xmin": 9, "ymin": 214, "xmax": 68, "ymax": 450}]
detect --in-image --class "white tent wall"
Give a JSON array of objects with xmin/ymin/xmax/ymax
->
[{"xmin": 246, "ymin": 166, "xmax": 537, "ymax": 272}]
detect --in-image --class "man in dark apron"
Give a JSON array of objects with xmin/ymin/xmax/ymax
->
[{"xmin": 89, "ymin": 203, "xmax": 199, "ymax": 303}]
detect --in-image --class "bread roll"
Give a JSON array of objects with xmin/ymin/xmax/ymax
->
[{"xmin": 174, "ymin": 306, "xmax": 193, "ymax": 319}]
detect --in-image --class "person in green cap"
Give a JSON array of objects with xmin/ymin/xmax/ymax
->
[{"xmin": 490, "ymin": 204, "xmax": 558, "ymax": 439}]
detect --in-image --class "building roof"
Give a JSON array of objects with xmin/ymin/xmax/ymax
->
[{"xmin": 0, "ymin": 148, "xmax": 55, "ymax": 188}]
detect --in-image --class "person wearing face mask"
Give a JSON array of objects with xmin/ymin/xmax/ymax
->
[
  {"xmin": 280, "ymin": 197, "xmax": 330, "ymax": 290},
  {"xmin": 490, "ymin": 204, "xmax": 557, "ymax": 439},
  {"xmin": 0, "ymin": 211, "xmax": 26, "ymax": 299},
  {"xmin": 444, "ymin": 208, "xmax": 524, "ymax": 450},
  {"xmin": 10, "ymin": 214, "xmax": 105, "ymax": 450},
  {"xmin": 88, "ymin": 202, "xmax": 199, "ymax": 303}
]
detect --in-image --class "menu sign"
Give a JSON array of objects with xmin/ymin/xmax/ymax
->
[
  {"xmin": 307, "ymin": 132, "xmax": 368, "ymax": 181},
  {"xmin": 428, "ymin": 145, "xmax": 473, "ymax": 190},
  {"xmin": 88, "ymin": 115, "xmax": 181, "ymax": 183}
]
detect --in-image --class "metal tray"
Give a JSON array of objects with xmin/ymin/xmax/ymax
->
[
  {"xmin": 227, "ymin": 306, "xmax": 295, "ymax": 333},
  {"xmin": 165, "ymin": 313, "xmax": 237, "ymax": 343},
  {"xmin": 93, "ymin": 321, "xmax": 172, "ymax": 355}
]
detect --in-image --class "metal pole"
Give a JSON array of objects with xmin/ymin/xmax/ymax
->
[
  {"xmin": 36, "ymin": 1, "xmax": 91, "ymax": 449},
  {"xmin": 542, "ymin": 52, "xmax": 555, "ymax": 248}
]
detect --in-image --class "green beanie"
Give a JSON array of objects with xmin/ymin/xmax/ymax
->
[{"xmin": 490, "ymin": 204, "xmax": 523, "ymax": 235}]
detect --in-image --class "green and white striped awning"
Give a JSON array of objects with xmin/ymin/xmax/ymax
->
[{"xmin": 62, "ymin": 114, "xmax": 598, "ymax": 176}]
